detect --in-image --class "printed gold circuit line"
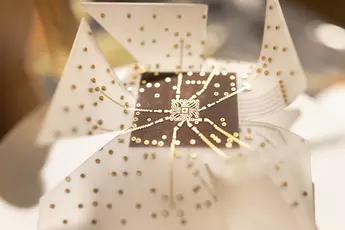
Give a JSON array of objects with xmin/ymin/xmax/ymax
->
[
  {"xmin": 199, "ymin": 85, "xmax": 248, "ymax": 112},
  {"xmin": 169, "ymin": 121, "xmax": 184, "ymax": 209},
  {"xmin": 190, "ymin": 68, "xmax": 217, "ymax": 100},
  {"xmin": 120, "ymin": 116, "xmax": 171, "ymax": 135},
  {"xmin": 187, "ymin": 121, "xmax": 228, "ymax": 158},
  {"xmin": 203, "ymin": 118, "xmax": 252, "ymax": 149}
]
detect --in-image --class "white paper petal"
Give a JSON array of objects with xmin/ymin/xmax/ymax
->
[
  {"xmin": 82, "ymin": 2, "xmax": 208, "ymax": 72},
  {"xmin": 38, "ymin": 132, "xmax": 228, "ymax": 230},
  {"xmin": 37, "ymin": 19, "xmax": 137, "ymax": 146},
  {"xmin": 238, "ymin": 0, "xmax": 307, "ymax": 120},
  {"xmin": 206, "ymin": 122, "xmax": 316, "ymax": 230}
]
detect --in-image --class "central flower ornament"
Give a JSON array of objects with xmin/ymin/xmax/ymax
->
[{"xmin": 170, "ymin": 99, "xmax": 200, "ymax": 121}]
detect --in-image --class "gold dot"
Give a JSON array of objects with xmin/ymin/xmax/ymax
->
[
  {"xmin": 264, "ymin": 44, "xmax": 269, "ymax": 48},
  {"xmin": 177, "ymin": 14, "xmax": 182, "ymax": 19},
  {"xmin": 260, "ymin": 142, "xmax": 266, "ymax": 148},
  {"xmin": 97, "ymin": 120, "xmax": 103, "ymax": 125},
  {"xmin": 267, "ymin": 25, "xmax": 271, "ymax": 29},
  {"xmin": 151, "ymin": 213, "xmax": 157, "ymax": 219},
  {"xmin": 195, "ymin": 203, "xmax": 202, "ymax": 209},
  {"xmin": 93, "ymin": 188, "xmax": 99, "ymax": 194},
  {"xmin": 120, "ymin": 124, "xmax": 124, "ymax": 130},
  {"xmin": 268, "ymin": 57, "xmax": 272, "ymax": 62},
  {"xmin": 139, "ymin": 26, "xmax": 144, "ymax": 31},
  {"xmin": 269, "ymin": 5, "xmax": 273, "ymax": 10},
  {"xmin": 63, "ymin": 106, "xmax": 69, "ymax": 112},
  {"xmin": 86, "ymin": 116, "xmax": 92, "ymax": 122},
  {"xmin": 65, "ymin": 176, "xmax": 71, "ymax": 182},
  {"xmin": 166, "ymin": 53, "xmax": 170, "ymax": 58},
  {"xmin": 150, "ymin": 187, "xmax": 156, "ymax": 194},
  {"xmin": 205, "ymin": 200, "xmax": 212, "ymax": 208},
  {"xmin": 101, "ymin": 13, "xmax": 105, "ymax": 18},
  {"xmin": 193, "ymin": 185, "xmax": 201, "ymax": 193},
  {"xmin": 143, "ymin": 153, "xmax": 148, "ymax": 159},
  {"xmin": 78, "ymin": 204, "xmax": 83, "ymax": 209},
  {"xmin": 202, "ymin": 14, "xmax": 207, "ymax": 19},
  {"xmin": 101, "ymin": 86, "xmax": 107, "ymax": 91},
  {"xmin": 174, "ymin": 32, "xmax": 179, "ymax": 37},
  {"xmin": 153, "ymin": 13, "xmax": 157, "ymax": 19},
  {"xmin": 92, "ymin": 201, "xmax": 98, "ymax": 207},
  {"xmin": 91, "ymin": 64, "xmax": 96, "ymax": 69},
  {"xmin": 95, "ymin": 159, "xmax": 101, "ymax": 164},
  {"xmin": 78, "ymin": 65, "xmax": 82, "ymax": 70},
  {"xmin": 186, "ymin": 44, "xmax": 191, "ymax": 49},
  {"xmin": 79, "ymin": 104, "xmax": 84, "ymax": 110},
  {"xmin": 83, "ymin": 47, "xmax": 88, "ymax": 52},
  {"xmin": 201, "ymin": 40, "xmax": 206, "ymax": 45},
  {"xmin": 264, "ymin": 70, "xmax": 269, "ymax": 75},
  {"xmin": 165, "ymin": 28, "xmax": 169, "ymax": 32},
  {"xmin": 91, "ymin": 219, "xmax": 97, "ymax": 225},
  {"xmin": 106, "ymin": 68, "xmax": 111, "ymax": 73},
  {"xmin": 88, "ymin": 31, "xmax": 92, "ymax": 36},
  {"xmin": 63, "ymin": 220, "xmax": 68, "ymax": 225},
  {"xmin": 99, "ymin": 96, "xmax": 104, "ymax": 101},
  {"xmin": 135, "ymin": 203, "xmax": 142, "ymax": 209},
  {"xmin": 290, "ymin": 71, "xmax": 295, "ymax": 76},
  {"xmin": 276, "ymin": 71, "xmax": 281, "ymax": 76},
  {"xmin": 50, "ymin": 204, "xmax": 55, "ymax": 209},
  {"xmin": 111, "ymin": 80, "xmax": 116, "ymax": 84},
  {"xmin": 89, "ymin": 88, "xmax": 94, "ymax": 93},
  {"xmin": 173, "ymin": 44, "xmax": 179, "ymax": 49},
  {"xmin": 120, "ymin": 219, "xmax": 127, "ymax": 225},
  {"xmin": 186, "ymin": 32, "xmax": 192, "ymax": 37},
  {"xmin": 71, "ymin": 84, "xmax": 77, "ymax": 90},
  {"xmin": 302, "ymin": 191, "xmax": 308, "ymax": 197},
  {"xmin": 180, "ymin": 219, "xmax": 187, "ymax": 225},
  {"xmin": 93, "ymin": 102, "xmax": 98, "ymax": 107},
  {"xmin": 127, "ymin": 13, "xmax": 131, "ymax": 19},
  {"xmin": 111, "ymin": 171, "xmax": 117, "ymax": 177},
  {"xmin": 118, "ymin": 189, "xmax": 124, "ymax": 195},
  {"xmin": 65, "ymin": 188, "xmax": 70, "ymax": 193},
  {"xmin": 80, "ymin": 173, "xmax": 86, "ymax": 178},
  {"xmin": 274, "ymin": 164, "xmax": 280, "ymax": 171},
  {"xmin": 152, "ymin": 39, "xmax": 156, "ymax": 43},
  {"xmin": 176, "ymin": 194, "xmax": 184, "ymax": 202},
  {"xmin": 291, "ymin": 201, "xmax": 299, "ymax": 207},
  {"xmin": 275, "ymin": 25, "xmax": 280, "ymax": 30},
  {"xmin": 281, "ymin": 181, "xmax": 288, "ymax": 188},
  {"xmin": 106, "ymin": 203, "xmax": 112, "ymax": 209},
  {"xmin": 127, "ymin": 38, "xmax": 132, "ymax": 43},
  {"xmin": 136, "ymin": 170, "xmax": 142, "ymax": 176},
  {"xmin": 151, "ymin": 153, "xmax": 156, "ymax": 159},
  {"xmin": 123, "ymin": 171, "xmax": 128, "ymax": 176},
  {"xmin": 123, "ymin": 156, "xmax": 128, "ymax": 161},
  {"xmin": 283, "ymin": 47, "xmax": 287, "ymax": 52},
  {"xmin": 140, "ymin": 41, "xmax": 145, "ymax": 46},
  {"xmin": 256, "ymin": 68, "xmax": 261, "ymax": 73},
  {"xmin": 273, "ymin": 46, "xmax": 278, "ymax": 50}
]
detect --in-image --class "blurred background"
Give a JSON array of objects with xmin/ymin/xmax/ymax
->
[{"xmin": 1, "ymin": 0, "xmax": 345, "ymax": 212}]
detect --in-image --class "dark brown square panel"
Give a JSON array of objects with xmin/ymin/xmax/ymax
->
[{"xmin": 129, "ymin": 72, "xmax": 239, "ymax": 148}]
